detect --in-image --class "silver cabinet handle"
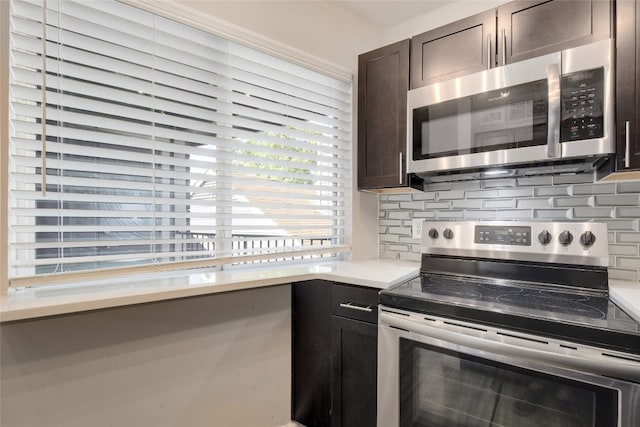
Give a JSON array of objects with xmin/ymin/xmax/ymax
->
[
  {"xmin": 546, "ymin": 63, "xmax": 561, "ymax": 158},
  {"xmin": 501, "ymin": 28, "xmax": 506, "ymax": 66},
  {"xmin": 625, "ymin": 120, "xmax": 630, "ymax": 168},
  {"xmin": 381, "ymin": 312, "xmax": 640, "ymax": 382},
  {"xmin": 399, "ymin": 152, "xmax": 403, "ymax": 184},
  {"xmin": 487, "ymin": 33, "xmax": 492, "ymax": 70},
  {"xmin": 339, "ymin": 302, "xmax": 373, "ymax": 313}
]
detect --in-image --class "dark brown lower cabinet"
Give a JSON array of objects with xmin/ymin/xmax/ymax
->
[
  {"xmin": 292, "ymin": 281, "xmax": 379, "ymax": 427},
  {"xmin": 331, "ymin": 316, "xmax": 378, "ymax": 427},
  {"xmin": 292, "ymin": 280, "xmax": 332, "ymax": 427}
]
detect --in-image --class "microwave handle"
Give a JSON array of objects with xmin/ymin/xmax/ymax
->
[{"xmin": 546, "ymin": 63, "xmax": 561, "ymax": 159}]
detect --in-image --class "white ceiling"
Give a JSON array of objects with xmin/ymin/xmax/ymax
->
[{"xmin": 329, "ymin": 0, "xmax": 450, "ymax": 28}]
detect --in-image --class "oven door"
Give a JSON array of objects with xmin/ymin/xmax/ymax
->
[{"xmin": 378, "ymin": 309, "xmax": 640, "ymax": 427}]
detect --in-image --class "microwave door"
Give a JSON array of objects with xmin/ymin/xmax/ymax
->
[
  {"xmin": 410, "ymin": 79, "xmax": 551, "ymax": 174},
  {"xmin": 407, "ymin": 52, "xmax": 561, "ymax": 175},
  {"xmin": 471, "ymin": 81, "xmax": 549, "ymax": 153},
  {"xmin": 417, "ymin": 100, "xmax": 473, "ymax": 159}
]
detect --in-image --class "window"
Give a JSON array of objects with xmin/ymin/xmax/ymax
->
[{"xmin": 8, "ymin": 0, "xmax": 352, "ymax": 287}]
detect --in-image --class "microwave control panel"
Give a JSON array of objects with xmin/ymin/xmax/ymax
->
[{"xmin": 560, "ymin": 67, "xmax": 604, "ymax": 142}]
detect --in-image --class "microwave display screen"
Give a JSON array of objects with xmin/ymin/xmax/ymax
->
[
  {"xmin": 413, "ymin": 80, "xmax": 548, "ymax": 160},
  {"xmin": 560, "ymin": 67, "xmax": 604, "ymax": 142}
]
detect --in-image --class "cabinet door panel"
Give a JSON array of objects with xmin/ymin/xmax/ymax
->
[
  {"xmin": 292, "ymin": 280, "xmax": 332, "ymax": 427},
  {"xmin": 498, "ymin": 0, "xmax": 611, "ymax": 65},
  {"xmin": 615, "ymin": 0, "xmax": 640, "ymax": 170},
  {"xmin": 357, "ymin": 40, "xmax": 409, "ymax": 190},
  {"xmin": 331, "ymin": 316, "xmax": 378, "ymax": 427},
  {"xmin": 410, "ymin": 9, "xmax": 495, "ymax": 89}
]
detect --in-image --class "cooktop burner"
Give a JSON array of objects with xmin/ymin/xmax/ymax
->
[
  {"xmin": 495, "ymin": 293, "xmax": 606, "ymax": 320},
  {"xmin": 420, "ymin": 276, "xmax": 484, "ymax": 300}
]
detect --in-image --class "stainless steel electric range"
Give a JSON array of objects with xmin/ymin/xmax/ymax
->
[{"xmin": 378, "ymin": 221, "xmax": 640, "ymax": 427}]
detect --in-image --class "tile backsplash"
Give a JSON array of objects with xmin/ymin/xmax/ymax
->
[{"xmin": 378, "ymin": 173, "xmax": 640, "ymax": 282}]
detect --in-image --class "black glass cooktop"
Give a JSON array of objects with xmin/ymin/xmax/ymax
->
[{"xmin": 380, "ymin": 273, "xmax": 640, "ymax": 354}]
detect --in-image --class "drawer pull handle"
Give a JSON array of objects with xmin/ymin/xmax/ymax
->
[{"xmin": 339, "ymin": 302, "xmax": 373, "ymax": 313}]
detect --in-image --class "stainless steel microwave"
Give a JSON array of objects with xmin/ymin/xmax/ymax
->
[{"xmin": 407, "ymin": 39, "xmax": 614, "ymax": 178}]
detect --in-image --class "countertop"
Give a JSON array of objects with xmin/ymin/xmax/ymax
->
[
  {"xmin": 0, "ymin": 259, "xmax": 420, "ymax": 323},
  {"xmin": 2, "ymin": 259, "xmax": 638, "ymax": 326}
]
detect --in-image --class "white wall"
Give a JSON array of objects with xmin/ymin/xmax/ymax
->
[
  {"xmin": 174, "ymin": 0, "xmax": 382, "ymax": 72},
  {"xmin": 1, "ymin": 285, "xmax": 292, "ymax": 427}
]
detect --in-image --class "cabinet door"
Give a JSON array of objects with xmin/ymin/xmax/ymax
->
[
  {"xmin": 615, "ymin": 0, "xmax": 640, "ymax": 171},
  {"xmin": 331, "ymin": 316, "xmax": 378, "ymax": 427},
  {"xmin": 497, "ymin": 0, "xmax": 611, "ymax": 66},
  {"xmin": 410, "ymin": 9, "xmax": 496, "ymax": 89},
  {"xmin": 357, "ymin": 40, "xmax": 410, "ymax": 190},
  {"xmin": 292, "ymin": 280, "xmax": 332, "ymax": 427}
]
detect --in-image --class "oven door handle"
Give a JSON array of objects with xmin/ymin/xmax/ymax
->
[{"xmin": 381, "ymin": 312, "xmax": 640, "ymax": 382}]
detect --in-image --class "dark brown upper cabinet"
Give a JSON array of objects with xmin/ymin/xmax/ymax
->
[
  {"xmin": 409, "ymin": 1, "xmax": 612, "ymax": 90},
  {"xmin": 359, "ymin": 0, "xmax": 615, "ymax": 189},
  {"xmin": 497, "ymin": 0, "xmax": 612, "ymax": 66},
  {"xmin": 614, "ymin": 0, "xmax": 640, "ymax": 172},
  {"xmin": 410, "ymin": 9, "xmax": 496, "ymax": 89},
  {"xmin": 358, "ymin": 39, "xmax": 420, "ymax": 191}
]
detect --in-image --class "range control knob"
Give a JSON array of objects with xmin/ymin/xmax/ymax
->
[
  {"xmin": 428, "ymin": 228, "xmax": 439, "ymax": 239},
  {"xmin": 558, "ymin": 230, "xmax": 573, "ymax": 246},
  {"xmin": 443, "ymin": 228, "xmax": 454, "ymax": 239},
  {"xmin": 580, "ymin": 231, "xmax": 596, "ymax": 247},
  {"xmin": 537, "ymin": 230, "xmax": 552, "ymax": 245}
]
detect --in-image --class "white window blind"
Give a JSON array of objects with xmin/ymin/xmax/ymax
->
[{"xmin": 8, "ymin": 0, "xmax": 352, "ymax": 285}]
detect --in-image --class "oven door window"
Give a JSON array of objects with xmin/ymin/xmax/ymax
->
[
  {"xmin": 412, "ymin": 79, "xmax": 548, "ymax": 160},
  {"xmin": 399, "ymin": 339, "xmax": 617, "ymax": 427}
]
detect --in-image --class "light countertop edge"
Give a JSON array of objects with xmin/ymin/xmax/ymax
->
[
  {"xmin": 609, "ymin": 279, "xmax": 640, "ymax": 324},
  {"xmin": 0, "ymin": 259, "xmax": 420, "ymax": 323}
]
